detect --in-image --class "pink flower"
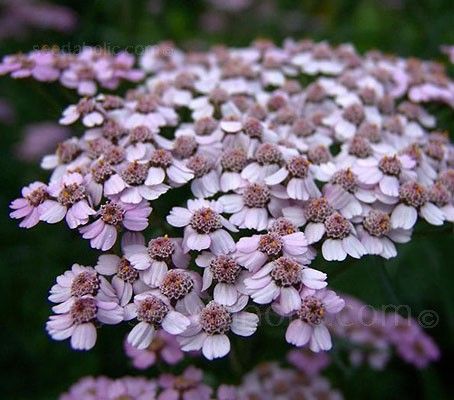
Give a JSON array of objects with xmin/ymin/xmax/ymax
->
[
  {"xmin": 186, "ymin": 153, "xmax": 221, "ymax": 198},
  {"xmin": 59, "ymin": 97, "xmax": 104, "ymax": 127},
  {"xmin": 123, "ymin": 236, "xmax": 189, "ymax": 286},
  {"xmin": 10, "ymin": 181, "xmax": 48, "ymax": 228},
  {"xmin": 79, "ymin": 199, "xmax": 151, "ymax": 251},
  {"xmin": 124, "ymin": 330, "xmax": 184, "ymax": 369},
  {"xmin": 158, "ymin": 366, "xmax": 212, "ymax": 400},
  {"xmin": 38, "ymin": 172, "xmax": 96, "ymax": 229},
  {"xmin": 244, "ymin": 256, "xmax": 327, "ymax": 314},
  {"xmin": 167, "ymin": 199, "xmax": 237, "ymax": 254},
  {"xmin": 285, "ymin": 288, "xmax": 344, "ymax": 352},
  {"xmin": 46, "ymin": 296, "xmax": 123, "ymax": 350},
  {"xmin": 126, "ymin": 290, "xmax": 190, "ymax": 350},
  {"xmin": 146, "ymin": 148, "xmax": 194, "ymax": 186},
  {"xmin": 178, "ymin": 298, "xmax": 259, "ymax": 360},
  {"xmin": 287, "ymin": 348, "xmax": 331, "ymax": 376}
]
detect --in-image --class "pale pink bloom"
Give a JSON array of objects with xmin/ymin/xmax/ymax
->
[
  {"xmin": 428, "ymin": 182, "xmax": 454, "ymax": 222},
  {"xmin": 186, "ymin": 154, "xmax": 221, "ymax": 198},
  {"xmin": 322, "ymin": 103, "xmax": 369, "ymax": 141},
  {"xmin": 126, "ymin": 290, "xmax": 190, "ymax": 350},
  {"xmin": 38, "ymin": 172, "xmax": 96, "ymax": 229},
  {"xmin": 106, "ymin": 161, "xmax": 170, "ymax": 204},
  {"xmin": 9, "ymin": 181, "xmax": 48, "ymax": 228},
  {"xmin": 219, "ymin": 182, "xmax": 289, "ymax": 231},
  {"xmin": 79, "ymin": 200, "xmax": 151, "ymax": 251},
  {"xmin": 235, "ymin": 228, "xmax": 309, "ymax": 272},
  {"xmin": 124, "ymin": 330, "xmax": 184, "ymax": 369},
  {"xmin": 285, "ymin": 288, "xmax": 344, "ymax": 352},
  {"xmin": 48, "ymin": 264, "xmax": 117, "ymax": 304},
  {"xmin": 167, "ymin": 198, "xmax": 237, "ymax": 254},
  {"xmin": 0, "ymin": 51, "xmax": 59, "ymax": 81},
  {"xmin": 244, "ymin": 256, "xmax": 327, "ymax": 314},
  {"xmin": 59, "ymin": 98, "xmax": 104, "ymax": 127},
  {"xmin": 94, "ymin": 52, "xmax": 145, "ymax": 88},
  {"xmin": 95, "ymin": 254, "xmax": 149, "ymax": 306},
  {"xmin": 177, "ymin": 298, "xmax": 259, "ymax": 360},
  {"xmin": 158, "ymin": 366, "xmax": 212, "ymax": 400},
  {"xmin": 123, "ymin": 237, "xmax": 190, "ymax": 286},
  {"xmin": 391, "ymin": 181, "xmax": 445, "ymax": 229},
  {"xmin": 218, "ymin": 147, "xmax": 249, "ymax": 192},
  {"xmin": 287, "ymin": 348, "xmax": 331, "ymax": 376},
  {"xmin": 241, "ymin": 143, "xmax": 284, "ymax": 183},
  {"xmin": 195, "ymin": 252, "xmax": 249, "ymax": 306},
  {"xmin": 46, "ymin": 296, "xmax": 123, "ymax": 350},
  {"xmin": 265, "ymin": 155, "xmax": 321, "ymax": 200}
]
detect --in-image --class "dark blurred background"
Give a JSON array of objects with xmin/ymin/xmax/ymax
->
[{"xmin": 0, "ymin": 1, "xmax": 453, "ymax": 399}]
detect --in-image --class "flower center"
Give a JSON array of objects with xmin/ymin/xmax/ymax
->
[
  {"xmin": 292, "ymin": 118, "xmax": 314, "ymax": 137},
  {"xmin": 173, "ymin": 135, "xmax": 197, "ymax": 159},
  {"xmin": 70, "ymin": 271, "xmax": 100, "ymax": 297},
  {"xmin": 148, "ymin": 237, "xmax": 175, "ymax": 261},
  {"xmin": 209, "ymin": 255, "xmax": 242, "ymax": 284},
  {"xmin": 91, "ymin": 159, "xmax": 113, "ymax": 183},
  {"xmin": 194, "ymin": 117, "xmax": 218, "ymax": 136},
  {"xmin": 116, "ymin": 258, "xmax": 139, "ymax": 283},
  {"xmin": 186, "ymin": 154, "xmax": 213, "ymax": 178},
  {"xmin": 330, "ymin": 169, "xmax": 358, "ymax": 193},
  {"xmin": 243, "ymin": 117, "xmax": 263, "ymax": 138},
  {"xmin": 305, "ymin": 197, "xmax": 334, "ymax": 223},
  {"xmin": 270, "ymin": 257, "xmax": 302, "ymax": 287},
  {"xmin": 324, "ymin": 212, "xmax": 351, "ymax": 239},
  {"xmin": 269, "ymin": 218, "xmax": 297, "ymax": 235},
  {"xmin": 363, "ymin": 210, "xmax": 391, "ymax": 237},
  {"xmin": 378, "ymin": 156, "xmax": 402, "ymax": 176},
  {"xmin": 100, "ymin": 202, "xmax": 125, "ymax": 225},
  {"xmin": 221, "ymin": 148, "xmax": 247, "ymax": 172},
  {"xmin": 258, "ymin": 233, "xmax": 283, "ymax": 256},
  {"xmin": 424, "ymin": 142, "xmax": 444, "ymax": 161},
  {"xmin": 190, "ymin": 207, "xmax": 222, "ymax": 234},
  {"xmin": 137, "ymin": 296, "xmax": 169, "ymax": 326},
  {"xmin": 70, "ymin": 297, "xmax": 97, "ymax": 325},
  {"xmin": 160, "ymin": 270, "xmax": 194, "ymax": 300},
  {"xmin": 56, "ymin": 140, "xmax": 80, "ymax": 164},
  {"xmin": 287, "ymin": 156, "xmax": 310, "ymax": 178},
  {"xmin": 243, "ymin": 183, "xmax": 271, "ymax": 208},
  {"xmin": 307, "ymin": 145, "xmax": 331, "ymax": 165},
  {"xmin": 76, "ymin": 98, "xmax": 95, "ymax": 114},
  {"xmin": 399, "ymin": 181, "xmax": 428, "ymax": 208},
  {"xmin": 58, "ymin": 183, "xmax": 86, "ymax": 206},
  {"xmin": 255, "ymin": 143, "xmax": 282, "ymax": 165},
  {"xmin": 26, "ymin": 186, "xmax": 48, "ymax": 207},
  {"xmin": 102, "ymin": 120, "xmax": 125, "ymax": 141},
  {"xmin": 357, "ymin": 122, "xmax": 381, "ymax": 143},
  {"xmin": 297, "ymin": 296, "xmax": 325, "ymax": 325},
  {"xmin": 130, "ymin": 125, "xmax": 152, "ymax": 143},
  {"xmin": 200, "ymin": 301, "xmax": 232, "ymax": 335},
  {"xmin": 429, "ymin": 182, "xmax": 451, "ymax": 207},
  {"xmin": 136, "ymin": 95, "xmax": 159, "ymax": 113},
  {"xmin": 438, "ymin": 169, "xmax": 454, "ymax": 193},
  {"xmin": 150, "ymin": 149, "xmax": 173, "ymax": 168},
  {"xmin": 348, "ymin": 136, "xmax": 372, "ymax": 158},
  {"xmin": 343, "ymin": 104, "xmax": 365, "ymax": 125},
  {"xmin": 121, "ymin": 162, "xmax": 149, "ymax": 186},
  {"xmin": 104, "ymin": 144, "xmax": 125, "ymax": 165}
]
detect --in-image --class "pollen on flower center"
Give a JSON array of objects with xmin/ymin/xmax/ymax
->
[
  {"xmin": 307, "ymin": 145, "xmax": 331, "ymax": 165},
  {"xmin": 221, "ymin": 148, "xmax": 247, "ymax": 172},
  {"xmin": 438, "ymin": 169, "xmax": 454, "ymax": 193},
  {"xmin": 363, "ymin": 210, "xmax": 391, "ymax": 237},
  {"xmin": 297, "ymin": 296, "xmax": 325, "ymax": 325},
  {"xmin": 190, "ymin": 207, "xmax": 222, "ymax": 234},
  {"xmin": 324, "ymin": 212, "xmax": 351, "ymax": 239},
  {"xmin": 148, "ymin": 237, "xmax": 175, "ymax": 261},
  {"xmin": 173, "ymin": 135, "xmax": 197, "ymax": 159},
  {"xmin": 100, "ymin": 202, "xmax": 125, "ymax": 225},
  {"xmin": 199, "ymin": 301, "xmax": 232, "ymax": 335},
  {"xmin": 194, "ymin": 117, "xmax": 218, "ymax": 136},
  {"xmin": 160, "ymin": 270, "xmax": 194, "ymax": 300},
  {"xmin": 150, "ymin": 149, "xmax": 173, "ymax": 168},
  {"xmin": 104, "ymin": 144, "xmax": 125, "ymax": 165},
  {"xmin": 70, "ymin": 297, "xmax": 97, "ymax": 325},
  {"xmin": 58, "ymin": 183, "xmax": 86, "ymax": 206},
  {"xmin": 243, "ymin": 183, "xmax": 271, "ymax": 208},
  {"xmin": 330, "ymin": 169, "xmax": 358, "ymax": 193},
  {"xmin": 209, "ymin": 255, "xmax": 242, "ymax": 284},
  {"xmin": 243, "ymin": 117, "xmax": 263, "ymax": 138},
  {"xmin": 348, "ymin": 136, "xmax": 372, "ymax": 158},
  {"xmin": 137, "ymin": 296, "xmax": 169, "ymax": 326},
  {"xmin": 70, "ymin": 271, "xmax": 100, "ymax": 297},
  {"xmin": 26, "ymin": 186, "xmax": 48, "ymax": 207},
  {"xmin": 378, "ymin": 155, "xmax": 402, "ymax": 176},
  {"xmin": 399, "ymin": 181, "xmax": 428, "ymax": 208},
  {"xmin": 255, "ymin": 143, "xmax": 282, "ymax": 165},
  {"xmin": 305, "ymin": 197, "xmax": 334, "ymax": 223},
  {"xmin": 429, "ymin": 182, "xmax": 451, "ymax": 207},
  {"xmin": 91, "ymin": 159, "xmax": 113, "ymax": 183},
  {"xmin": 292, "ymin": 118, "xmax": 314, "ymax": 137},
  {"xmin": 287, "ymin": 156, "xmax": 310, "ymax": 178},
  {"xmin": 269, "ymin": 217, "xmax": 297, "ymax": 235},
  {"xmin": 270, "ymin": 257, "xmax": 302, "ymax": 287},
  {"xmin": 342, "ymin": 103, "xmax": 365, "ymax": 125},
  {"xmin": 130, "ymin": 125, "xmax": 152, "ymax": 143},
  {"xmin": 186, "ymin": 154, "xmax": 213, "ymax": 178},
  {"xmin": 258, "ymin": 232, "xmax": 283, "ymax": 256},
  {"xmin": 121, "ymin": 162, "xmax": 149, "ymax": 186},
  {"xmin": 116, "ymin": 258, "xmax": 139, "ymax": 283}
]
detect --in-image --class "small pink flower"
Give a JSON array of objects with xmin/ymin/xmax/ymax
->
[
  {"xmin": 158, "ymin": 366, "xmax": 212, "ymax": 400},
  {"xmin": 285, "ymin": 288, "xmax": 344, "ymax": 352},
  {"xmin": 59, "ymin": 97, "xmax": 104, "ymax": 127},
  {"xmin": 126, "ymin": 290, "xmax": 190, "ymax": 350},
  {"xmin": 79, "ymin": 199, "xmax": 151, "ymax": 251},
  {"xmin": 10, "ymin": 181, "xmax": 48, "ymax": 228},
  {"xmin": 124, "ymin": 330, "xmax": 184, "ymax": 369},
  {"xmin": 167, "ymin": 198, "xmax": 237, "ymax": 254}
]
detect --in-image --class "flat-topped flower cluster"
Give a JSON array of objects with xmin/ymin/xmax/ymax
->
[{"xmin": 8, "ymin": 39, "xmax": 453, "ymax": 360}]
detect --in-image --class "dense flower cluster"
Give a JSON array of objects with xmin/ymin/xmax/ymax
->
[
  {"xmin": 60, "ymin": 362, "xmax": 342, "ymax": 400},
  {"xmin": 8, "ymin": 40, "xmax": 452, "ymax": 362}
]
